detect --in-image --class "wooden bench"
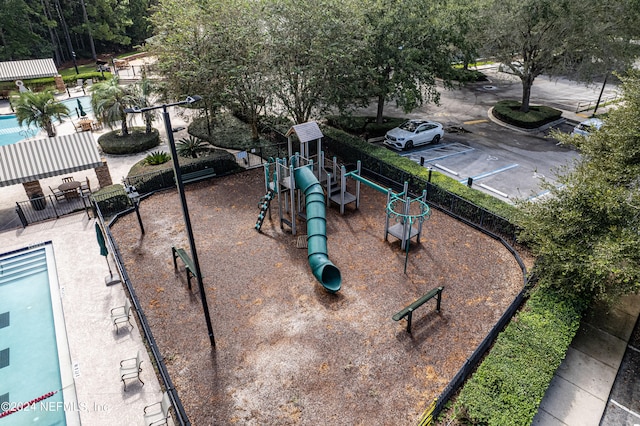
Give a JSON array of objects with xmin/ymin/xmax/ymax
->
[
  {"xmin": 393, "ymin": 286, "xmax": 444, "ymax": 333},
  {"xmin": 171, "ymin": 246, "xmax": 198, "ymax": 289},
  {"xmin": 180, "ymin": 168, "xmax": 216, "ymax": 184}
]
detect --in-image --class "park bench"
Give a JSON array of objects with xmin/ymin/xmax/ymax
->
[
  {"xmin": 393, "ymin": 286, "xmax": 444, "ymax": 333},
  {"xmin": 171, "ymin": 246, "xmax": 198, "ymax": 289},
  {"xmin": 179, "ymin": 168, "xmax": 216, "ymax": 184}
]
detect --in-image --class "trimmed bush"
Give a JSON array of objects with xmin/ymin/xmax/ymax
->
[
  {"xmin": 452, "ymin": 288, "xmax": 583, "ymax": 426},
  {"xmin": 98, "ymin": 127, "xmax": 160, "ymax": 155},
  {"xmin": 325, "ymin": 115, "xmax": 405, "ymax": 139},
  {"xmin": 492, "ymin": 101, "xmax": 562, "ymax": 129},
  {"xmin": 91, "ymin": 185, "xmax": 130, "ymax": 217}
]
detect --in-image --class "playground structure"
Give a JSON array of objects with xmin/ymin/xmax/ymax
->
[{"xmin": 256, "ymin": 122, "xmax": 432, "ymax": 289}]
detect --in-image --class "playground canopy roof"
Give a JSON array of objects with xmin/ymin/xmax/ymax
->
[
  {"xmin": 0, "ymin": 58, "xmax": 58, "ymax": 82},
  {"xmin": 0, "ymin": 132, "xmax": 102, "ymax": 187},
  {"xmin": 286, "ymin": 122, "xmax": 323, "ymax": 144}
]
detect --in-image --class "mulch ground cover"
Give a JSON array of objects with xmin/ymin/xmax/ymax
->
[{"xmin": 110, "ymin": 167, "xmax": 527, "ymax": 425}]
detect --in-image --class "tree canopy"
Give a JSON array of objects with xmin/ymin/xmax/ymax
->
[
  {"xmin": 0, "ymin": 0, "xmax": 153, "ymax": 63},
  {"xmin": 517, "ymin": 70, "xmax": 640, "ymax": 303},
  {"xmin": 479, "ymin": 0, "xmax": 640, "ymax": 112}
]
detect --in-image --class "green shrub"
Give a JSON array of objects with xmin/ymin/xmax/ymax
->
[
  {"xmin": 98, "ymin": 127, "xmax": 159, "ymax": 155},
  {"xmin": 126, "ymin": 148, "xmax": 242, "ymax": 194},
  {"xmin": 453, "ymin": 288, "xmax": 583, "ymax": 426},
  {"xmin": 176, "ymin": 135, "xmax": 211, "ymax": 158},
  {"xmin": 91, "ymin": 185, "xmax": 130, "ymax": 217},
  {"xmin": 493, "ymin": 101, "xmax": 562, "ymax": 129},
  {"xmin": 325, "ymin": 115, "xmax": 405, "ymax": 138},
  {"xmin": 144, "ymin": 151, "xmax": 171, "ymax": 165},
  {"xmin": 447, "ymin": 67, "xmax": 489, "ymax": 83}
]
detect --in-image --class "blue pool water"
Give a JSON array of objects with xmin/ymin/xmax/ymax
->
[
  {"xmin": 0, "ymin": 244, "xmax": 74, "ymax": 425},
  {"xmin": 0, "ymin": 96, "xmax": 92, "ymax": 147}
]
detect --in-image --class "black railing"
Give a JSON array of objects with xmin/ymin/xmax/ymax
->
[
  {"xmin": 15, "ymin": 194, "xmax": 91, "ymax": 227},
  {"xmin": 95, "ymin": 204, "xmax": 191, "ymax": 426}
]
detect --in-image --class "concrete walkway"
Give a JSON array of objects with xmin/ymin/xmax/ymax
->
[{"xmin": 532, "ymin": 294, "xmax": 640, "ymax": 426}]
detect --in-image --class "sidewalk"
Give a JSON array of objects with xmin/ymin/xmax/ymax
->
[{"xmin": 532, "ymin": 293, "xmax": 640, "ymax": 426}]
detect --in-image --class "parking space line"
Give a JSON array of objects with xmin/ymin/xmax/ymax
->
[
  {"xmin": 421, "ymin": 147, "xmax": 475, "ymax": 163},
  {"xmin": 463, "ymin": 119, "xmax": 489, "ymax": 125},
  {"xmin": 458, "ymin": 164, "xmax": 519, "ymax": 183},
  {"xmin": 610, "ymin": 399, "xmax": 640, "ymax": 421},
  {"xmin": 527, "ymin": 190, "xmax": 551, "ymax": 202},
  {"xmin": 433, "ymin": 164, "xmax": 459, "ymax": 176},
  {"xmin": 479, "ymin": 183, "xmax": 509, "ymax": 198}
]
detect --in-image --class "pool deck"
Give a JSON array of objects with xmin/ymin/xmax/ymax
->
[
  {"xmin": 1, "ymin": 215, "xmax": 167, "ymax": 425},
  {"xmin": 0, "ymin": 66, "xmax": 185, "ymax": 425}
]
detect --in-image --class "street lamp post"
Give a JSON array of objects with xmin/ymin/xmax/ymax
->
[
  {"xmin": 71, "ymin": 51, "xmax": 79, "ymax": 75},
  {"xmin": 125, "ymin": 96, "xmax": 216, "ymax": 347}
]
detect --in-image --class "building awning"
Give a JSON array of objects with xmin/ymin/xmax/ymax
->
[
  {"xmin": 0, "ymin": 133, "xmax": 102, "ymax": 187},
  {"xmin": 0, "ymin": 58, "xmax": 58, "ymax": 82}
]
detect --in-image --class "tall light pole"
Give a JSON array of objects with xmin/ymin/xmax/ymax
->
[{"xmin": 125, "ymin": 96, "xmax": 216, "ymax": 347}]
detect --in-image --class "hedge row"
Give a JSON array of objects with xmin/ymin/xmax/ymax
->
[
  {"xmin": 0, "ymin": 72, "xmax": 108, "ymax": 94},
  {"xmin": 492, "ymin": 100, "xmax": 562, "ymax": 129},
  {"xmin": 451, "ymin": 287, "xmax": 583, "ymax": 425}
]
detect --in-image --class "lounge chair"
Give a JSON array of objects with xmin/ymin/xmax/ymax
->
[
  {"xmin": 143, "ymin": 392, "xmax": 172, "ymax": 426},
  {"xmin": 120, "ymin": 350, "xmax": 144, "ymax": 391}
]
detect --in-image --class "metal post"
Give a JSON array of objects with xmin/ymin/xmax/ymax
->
[
  {"xmin": 133, "ymin": 201, "xmax": 145, "ymax": 234},
  {"xmin": 593, "ymin": 73, "xmax": 608, "ymax": 116},
  {"xmin": 163, "ymin": 107, "xmax": 216, "ymax": 347},
  {"xmin": 72, "ymin": 51, "xmax": 79, "ymax": 75}
]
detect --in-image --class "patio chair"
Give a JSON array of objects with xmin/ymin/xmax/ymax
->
[
  {"xmin": 49, "ymin": 186, "xmax": 66, "ymax": 202},
  {"xmin": 80, "ymin": 177, "xmax": 91, "ymax": 194},
  {"xmin": 75, "ymin": 79, "xmax": 83, "ymax": 91},
  {"xmin": 110, "ymin": 298, "xmax": 133, "ymax": 333},
  {"xmin": 61, "ymin": 176, "xmax": 75, "ymax": 183},
  {"xmin": 119, "ymin": 350, "xmax": 144, "ymax": 391},
  {"xmin": 143, "ymin": 392, "xmax": 172, "ymax": 426}
]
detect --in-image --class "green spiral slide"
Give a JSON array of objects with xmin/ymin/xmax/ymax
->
[{"xmin": 294, "ymin": 165, "xmax": 342, "ymax": 293}]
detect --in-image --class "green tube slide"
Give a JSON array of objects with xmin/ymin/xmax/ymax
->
[{"xmin": 294, "ymin": 165, "xmax": 342, "ymax": 293}]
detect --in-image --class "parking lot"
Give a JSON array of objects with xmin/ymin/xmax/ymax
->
[
  {"xmin": 367, "ymin": 65, "xmax": 617, "ymax": 203},
  {"xmin": 392, "ymin": 122, "xmax": 579, "ymax": 203}
]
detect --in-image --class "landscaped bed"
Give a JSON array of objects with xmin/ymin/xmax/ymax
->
[{"xmin": 110, "ymin": 167, "xmax": 529, "ymax": 425}]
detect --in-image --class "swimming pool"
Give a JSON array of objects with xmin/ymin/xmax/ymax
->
[
  {"xmin": 0, "ymin": 243, "xmax": 79, "ymax": 425},
  {"xmin": 0, "ymin": 96, "xmax": 92, "ymax": 147}
]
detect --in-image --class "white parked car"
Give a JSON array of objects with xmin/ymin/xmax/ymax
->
[
  {"xmin": 572, "ymin": 118, "xmax": 603, "ymax": 137},
  {"xmin": 383, "ymin": 119, "xmax": 444, "ymax": 150}
]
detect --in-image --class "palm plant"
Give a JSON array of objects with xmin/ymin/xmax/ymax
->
[
  {"xmin": 12, "ymin": 90, "xmax": 69, "ymax": 137},
  {"xmin": 90, "ymin": 77, "xmax": 137, "ymax": 136},
  {"xmin": 176, "ymin": 135, "xmax": 211, "ymax": 158},
  {"xmin": 130, "ymin": 73, "xmax": 158, "ymax": 134}
]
